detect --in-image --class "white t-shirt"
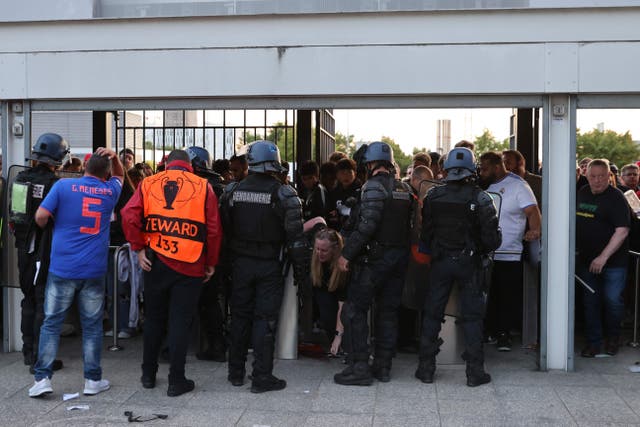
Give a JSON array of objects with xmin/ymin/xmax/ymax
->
[{"xmin": 486, "ymin": 173, "xmax": 538, "ymax": 261}]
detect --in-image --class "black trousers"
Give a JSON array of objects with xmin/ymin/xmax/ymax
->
[
  {"xmin": 419, "ymin": 255, "xmax": 485, "ymax": 363},
  {"xmin": 485, "ymin": 260, "xmax": 523, "ymax": 337},
  {"xmin": 313, "ymin": 286, "xmax": 339, "ymax": 341},
  {"xmin": 228, "ymin": 256, "xmax": 283, "ymax": 378},
  {"xmin": 18, "ymin": 249, "xmax": 46, "ymax": 360},
  {"xmin": 142, "ymin": 259, "xmax": 202, "ymax": 383},
  {"xmin": 342, "ymin": 248, "xmax": 408, "ymax": 367},
  {"xmin": 198, "ymin": 274, "xmax": 226, "ymax": 352}
]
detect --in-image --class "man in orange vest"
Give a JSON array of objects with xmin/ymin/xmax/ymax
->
[{"xmin": 121, "ymin": 149, "xmax": 222, "ymax": 397}]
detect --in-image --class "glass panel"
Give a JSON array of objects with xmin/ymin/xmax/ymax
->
[
  {"xmin": 144, "ymin": 129, "xmax": 155, "ymax": 150},
  {"xmin": 205, "ymin": 128, "xmax": 215, "ymax": 158},
  {"xmin": 267, "ymin": 109, "xmax": 286, "ymax": 126},
  {"xmin": 225, "ymin": 110, "xmax": 245, "ymax": 127},
  {"xmin": 184, "ymin": 128, "xmax": 195, "ymax": 146},
  {"xmin": 205, "ymin": 110, "xmax": 224, "ymax": 127},
  {"xmin": 245, "ymin": 109, "xmax": 266, "ymax": 127},
  {"xmin": 185, "ymin": 110, "xmax": 203, "ymax": 127},
  {"xmin": 126, "ymin": 111, "xmax": 143, "ymax": 127},
  {"xmin": 164, "ymin": 110, "xmax": 184, "ymax": 127},
  {"xmin": 164, "ymin": 129, "xmax": 175, "ymax": 149},
  {"xmin": 175, "ymin": 128, "xmax": 184, "ymax": 148},
  {"xmin": 145, "ymin": 110, "xmax": 164, "ymax": 127},
  {"xmin": 195, "ymin": 128, "xmax": 204, "ymax": 147}
]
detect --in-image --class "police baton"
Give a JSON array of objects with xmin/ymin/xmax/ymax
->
[{"xmin": 574, "ymin": 274, "xmax": 596, "ymax": 294}]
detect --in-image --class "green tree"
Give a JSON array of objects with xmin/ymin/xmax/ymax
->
[
  {"xmin": 473, "ymin": 129, "xmax": 509, "ymax": 156},
  {"xmin": 335, "ymin": 132, "xmax": 356, "ymax": 156},
  {"xmin": 576, "ymin": 128, "xmax": 640, "ymax": 167},
  {"xmin": 412, "ymin": 146, "xmax": 429, "ymax": 155},
  {"xmin": 241, "ymin": 122, "xmax": 296, "ymax": 162},
  {"xmin": 380, "ymin": 136, "xmax": 412, "ymax": 173}
]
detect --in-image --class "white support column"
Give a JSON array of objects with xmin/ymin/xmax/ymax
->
[
  {"xmin": 540, "ymin": 94, "xmax": 577, "ymax": 371},
  {"xmin": 1, "ymin": 100, "xmax": 31, "ymax": 352}
]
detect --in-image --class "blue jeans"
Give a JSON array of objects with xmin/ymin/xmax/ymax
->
[
  {"xmin": 35, "ymin": 273, "xmax": 105, "ymax": 381},
  {"xmin": 578, "ymin": 264, "xmax": 627, "ymax": 348}
]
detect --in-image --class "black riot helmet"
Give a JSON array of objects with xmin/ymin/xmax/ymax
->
[
  {"xmin": 185, "ymin": 146, "xmax": 212, "ymax": 172},
  {"xmin": 29, "ymin": 133, "xmax": 70, "ymax": 166},
  {"xmin": 245, "ymin": 140, "xmax": 284, "ymax": 173}
]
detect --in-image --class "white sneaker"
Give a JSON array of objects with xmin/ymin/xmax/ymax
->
[
  {"xmin": 84, "ymin": 378, "xmax": 110, "ymax": 395},
  {"xmin": 29, "ymin": 378, "xmax": 53, "ymax": 397},
  {"xmin": 117, "ymin": 330, "xmax": 132, "ymax": 339},
  {"xmin": 629, "ymin": 362, "xmax": 640, "ymax": 373},
  {"xmin": 104, "ymin": 329, "xmax": 114, "ymax": 337}
]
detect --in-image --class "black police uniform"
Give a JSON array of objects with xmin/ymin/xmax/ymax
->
[
  {"xmin": 416, "ymin": 180, "xmax": 501, "ymax": 386},
  {"xmin": 12, "ymin": 164, "xmax": 58, "ymax": 365},
  {"xmin": 196, "ymin": 170, "xmax": 228, "ymax": 361},
  {"xmin": 220, "ymin": 172, "xmax": 304, "ymax": 391},
  {"xmin": 335, "ymin": 171, "xmax": 413, "ymax": 385}
]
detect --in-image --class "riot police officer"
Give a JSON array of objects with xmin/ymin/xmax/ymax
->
[
  {"xmin": 415, "ymin": 147, "xmax": 501, "ymax": 387},
  {"xmin": 334, "ymin": 141, "xmax": 414, "ymax": 386},
  {"xmin": 220, "ymin": 140, "xmax": 305, "ymax": 393},
  {"xmin": 10, "ymin": 133, "xmax": 69, "ymax": 372},
  {"xmin": 185, "ymin": 146, "xmax": 227, "ymax": 362}
]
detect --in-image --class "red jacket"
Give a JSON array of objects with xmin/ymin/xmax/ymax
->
[{"xmin": 121, "ymin": 161, "xmax": 222, "ymax": 277}]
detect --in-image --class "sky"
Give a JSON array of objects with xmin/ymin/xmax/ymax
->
[{"xmin": 333, "ymin": 109, "xmax": 640, "ymax": 154}]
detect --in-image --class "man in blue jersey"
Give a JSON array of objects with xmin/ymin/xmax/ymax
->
[{"xmin": 28, "ymin": 148, "xmax": 123, "ymax": 398}]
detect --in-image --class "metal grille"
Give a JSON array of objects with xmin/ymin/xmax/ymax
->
[
  {"xmin": 315, "ymin": 109, "xmax": 335, "ymax": 163},
  {"xmin": 114, "ymin": 109, "xmax": 297, "ymax": 167}
]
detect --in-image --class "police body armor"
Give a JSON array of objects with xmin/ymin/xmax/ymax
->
[
  {"xmin": 224, "ymin": 173, "xmax": 287, "ymax": 259},
  {"xmin": 424, "ymin": 182, "xmax": 498, "ymax": 258},
  {"xmin": 10, "ymin": 165, "xmax": 58, "ymax": 248},
  {"xmin": 373, "ymin": 176, "xmax": 413, "ymax": 247}
]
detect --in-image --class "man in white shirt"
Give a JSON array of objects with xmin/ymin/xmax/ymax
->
[{"xmin": 478, "ymin": 152, "xmax": 541, "ymax": 351}]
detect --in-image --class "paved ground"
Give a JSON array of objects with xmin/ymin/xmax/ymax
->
[{"xmin": 1, "ymin": 335, "xmax": 640, "ymax": 427}]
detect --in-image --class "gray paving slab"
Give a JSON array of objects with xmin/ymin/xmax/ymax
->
[
  {"xmin": 2, "ymin": 334, "xmax": 640, "ymax": 426},
  {"xmin": 556, "ymin": 386, "xmax": 640, "ymax": 423},
  {"xmin": 237, "ymin": 410, "xmax": 309, "ymax": 427},
  {"xmin": 373, "ymin": 414, "xmax": 440, "ymax": 427},
  {"xmin": 169, "ymin": 407, "xmax": 244, "ymax": 427},
  {"xmin": 304, "ymin": 412, "xmax": 372, "ymax": 427}
]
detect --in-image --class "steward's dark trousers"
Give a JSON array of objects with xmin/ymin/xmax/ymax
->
[
  {"xmin": 18, "ymin": 249, "xmax": 46, "ymax": 360},
  {"xmin": 485, "ymin": 260, "xmax": 523, "ymax": 337},
  {"xmin": 198, "ymin": 274, "xmax": 226, "ymax": 352},
  {"xmin": 228, "ymin": 256, "xmax": 284, "ymax": 378},
  {"xmin": 142, "ymin": 259, "xmax": 202, "ymax": 383},
  {"xmin": 420, "ymin": 255, "xmax": 485, "ymax": 362},
  {"xmin": 343, "ymin": 248, "xmax": 408, "ymax": 365}
]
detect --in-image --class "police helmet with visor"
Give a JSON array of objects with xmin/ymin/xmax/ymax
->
[
  {"xmin": 185, "ymin": 146, "xmax": 212, "ymax": 171},
  {"xmin": 245, "ymin": 140, "xmax": 284, "ymax": 173},
  {"xmin": 443, "ymin": 147, "xmax": 476, "ymax": 181},
  {"xmin": 29, "ymin": 133, "xmax": 70, "ymax": 166}
]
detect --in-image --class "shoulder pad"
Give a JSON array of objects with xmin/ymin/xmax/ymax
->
[
  {"xmin": 425, "ymin": 184, "xmax": 446, "ymax": 199},
  {"xmin": 277, "ymin": 184, "xmax": 299, "ymax": 199},
  {"xmin": 476, "ymin": 189, "xmax": 495, "ymax": 205},
  {"xmin": 223, "ymin": 182, "xmax": 239, "ymax": 194},
  {"xmin": 361, "ymin": 179, "xmax": 388, "ymax": 201}
]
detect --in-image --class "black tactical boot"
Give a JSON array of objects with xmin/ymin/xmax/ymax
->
[
  {"xmin": 466, "ymin": 362, "xmax": 491, "ymax": 387},
  {"xmin": 334, "ymin": 361, "xmax": 373, "ymax": 386},
  {"xmin": 371, "ymin": 355, "xmax": 392, "ymax": 383},
  {"xmin": 415, "ymin": 357, "xmax": 436, "ymax": 384},
  {"xmin": 251, "ymin": 374, "xmax": 287, "ymax": 393},
  {"xmin": 227, "ymin": 369, "xmax": 245, "ymax": 386}
]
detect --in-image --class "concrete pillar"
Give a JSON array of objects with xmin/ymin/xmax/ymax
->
[
  {"xmin": 1, "ymin": 100, "xmax": 31, "ymax": 352},
  {"xmin": 540, "ymin": 94, "xmax": 576, "ymax": 371}
]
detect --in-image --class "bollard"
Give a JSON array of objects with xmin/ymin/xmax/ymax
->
[{"xmin": 108, "ymin": 245, "xmax": 125, "ymax": 352}]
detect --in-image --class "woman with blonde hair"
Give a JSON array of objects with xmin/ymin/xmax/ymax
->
[{"xmin": 310, "ymin": 228, "xmax": 348, "ymax": 355}]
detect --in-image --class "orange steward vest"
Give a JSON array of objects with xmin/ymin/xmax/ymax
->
[{"xmin": 142, "ymin": 169, "xmax": 208, "ymax": 263}]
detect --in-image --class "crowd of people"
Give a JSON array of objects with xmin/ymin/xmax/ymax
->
[{"xmin": 8, "ymin": 131, "xmax": 640, "ymax": 400}]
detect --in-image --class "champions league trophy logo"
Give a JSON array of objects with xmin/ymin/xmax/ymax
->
[{"xmin": 161, "ymin": 176, "xmax": 183, "ymax": 210}]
